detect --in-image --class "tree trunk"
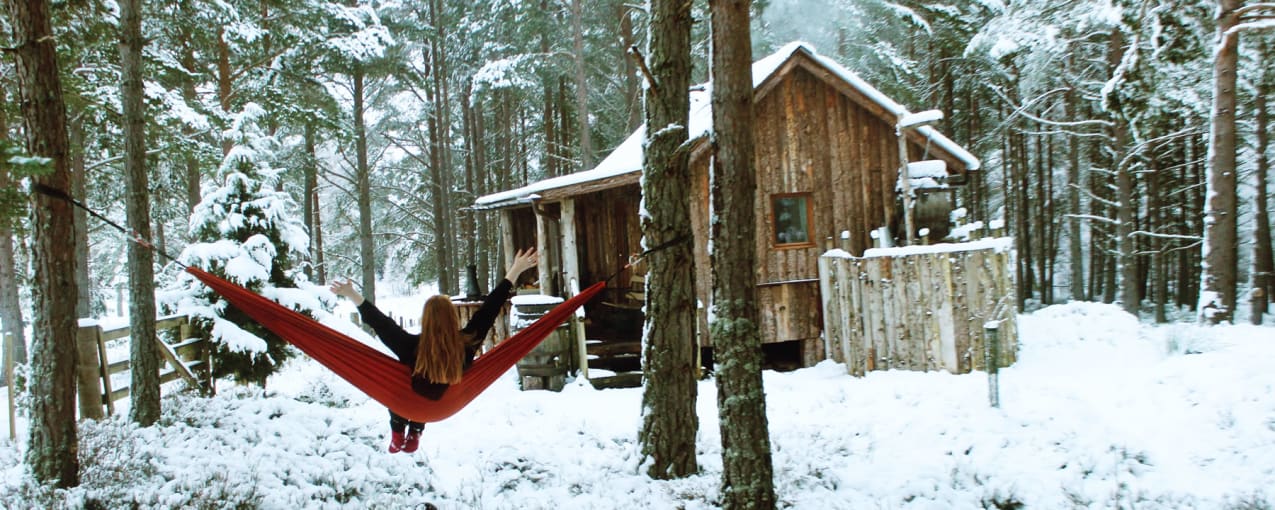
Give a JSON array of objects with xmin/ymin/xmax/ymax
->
[
  {"xmin": 68, "ymin": 119, "xmax": 91, "ymax": 318},
  {"xmin": 637, "ymin": 0, "xmax": 699, "ymax": 481},
  {"xmin": 461, "ymin": 81, "xmax": 478, "ymax": 278},
  {"xmin": 0, "ymin": 89, "xmax": 29, "ymax": 384},
  {"xmin": 303, "ymin": 123, "xmax": 319, "ymax": 283},
  {"xmin": 571, "ymin": 0, "xmax": 592, "ymax": 170},
  {"xmin": 217, "ymin": 26, "xmax": 233, "ymax": 156},
  {"xmin": 120, "ymin": 0, "xmax": 161, "ymax": 425},
  {"xmin": 1106, "ymin": 29, "xmax": 1140, "ymax": 315},
  {"xmin": 354, "ymin": 64, "xmax": 377, "ymax": 302},
  {"xmin": 709, "ymin": 1, "xmax": 776, "ymax": 507},
  {"xmin": 428, "ymin": 0, "xmax": 457, "ymax": 295},
  {"xmin": 1251, "ymin": 73, "xmax": 1273, "ymax": 324},
  {"xmin": 540, "ymin": 0, "xmax": 558, "ymax": 178},
  {"xmin": 179, "ymin": 12, "xmax": 202, "ymax": 214},
  {"xmin": 618, "ymin": 2, "xmax": 640, "ymax": 132},
  {"xmin": 1066, "ymin": 82, "xmax": 1084, "ymax": 301},
  {"xmin": 5, "ymin": 0, "xmax": 81, "ymax": 486},
  {"xmin": 1149, "ymin": 142, "xmax": 1168, "ymax": 323},
  {"xmin": 1200, "ymin": 0, "xmax": 1241, "ymax": 323}
]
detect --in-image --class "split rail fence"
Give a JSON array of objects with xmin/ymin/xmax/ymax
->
[
  {"xmin": 818, "ymin": 238, "xmax": 1018, "ymax": 376},
  {"xmin": 75, "ymin": 315, "xmax": 214, "ymax": 420}
]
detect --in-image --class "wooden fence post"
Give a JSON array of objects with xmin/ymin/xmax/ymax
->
[
  {"xmin": 75, "ymin": 323, "xmax": 106, "ymax": 420},
  {"xmin": 984, "ymin": 321, "xmax": 1000, "ymax": 408},
  {"xmin": 6, "ymin": 332, "xmax": 14, "ymax": 440}
]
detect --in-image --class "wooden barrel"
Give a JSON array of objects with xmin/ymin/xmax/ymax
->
[{"xmin": 510, "ymin": 295, "xmax": 570, "ymax": 391}]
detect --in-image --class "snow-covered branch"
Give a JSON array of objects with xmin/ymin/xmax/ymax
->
[{"xmin": 1064, "ymin": 213, "xmax": 1119, "ymax": 225}]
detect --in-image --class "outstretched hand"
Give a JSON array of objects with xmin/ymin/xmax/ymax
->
[
  {"xmin": 505, "ymin": 247, "xmax": 540, "ymax": 284},
  {"xmin": 328, "ymin": 278, "xmax": 365, "ymax": 305}
]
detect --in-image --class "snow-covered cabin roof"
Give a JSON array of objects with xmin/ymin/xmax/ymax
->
[{"xmin": 474, "ymin": 41, "xmax": 980, "ymax": 210}]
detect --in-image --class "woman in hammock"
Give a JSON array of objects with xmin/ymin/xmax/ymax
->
[{"xmin": 329, "ymin": 248, "xmax": 540, "ymax": 453}]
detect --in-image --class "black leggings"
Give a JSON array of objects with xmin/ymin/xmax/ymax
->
[{"xmin": 389, "ymin": 411, "xmax": 425, "ymax": 434}]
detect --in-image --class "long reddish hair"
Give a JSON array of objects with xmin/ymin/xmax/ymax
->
[{"xmin": 414, "ymin": 295, "xmax": 464, "ymax": 384}]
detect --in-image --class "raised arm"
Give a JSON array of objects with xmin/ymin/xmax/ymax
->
[{"xmin": 462, "ymin": 248, "xmax": 540, "ymax": 341}]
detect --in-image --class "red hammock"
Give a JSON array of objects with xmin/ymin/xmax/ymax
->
[{"xmin": 186, "ymin": 267, "xmax": 605, "ymax": 423}]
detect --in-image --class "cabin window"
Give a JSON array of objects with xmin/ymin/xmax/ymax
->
[{"xmin": 771, "ymin": 193, "xmax": 814, "ymax": 248}]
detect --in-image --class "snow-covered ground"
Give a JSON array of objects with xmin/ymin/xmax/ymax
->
[{"xmin": 1, "ymin": 299, "xmax": 1273, "ymax": 509}]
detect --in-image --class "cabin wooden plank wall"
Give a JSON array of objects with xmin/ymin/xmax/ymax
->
[
  {"xmin": 573, "ymin": 185, "xmax": 644, "ymax": 304},
  {"xmin": 818, "ymin": 240, "xmax": 1018, "ymax": 377},
  {"xmin": 688, "ymin": 58, "xmax": 926, "ymax": 349}
]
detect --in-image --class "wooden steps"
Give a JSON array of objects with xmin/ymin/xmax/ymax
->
[{"xmin": 585, "ymin": 339, "xmax": 642, "ymax": 389}]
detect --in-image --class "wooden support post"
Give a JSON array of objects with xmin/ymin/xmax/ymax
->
[
  {"xmin": 560, "ymin": 199, "xmax": 589, "ymax": 379},
  {"xmin": 499, "ymin": 209, "xmax": 516, "ymax": 285},
  {"xmin": 984, "ymin": 321, "xmax": 1000, "ymax": 408},
  {"xmin": 95, "ymin": 324, "xmax": 115, "ymax": 416},
  {"xmin": 5, "ymin": 332, "xmax": 14, "ymax": 440},
  {"xmin": 75, "ymin": 323, "xmax": 106, "ymax": 420}
]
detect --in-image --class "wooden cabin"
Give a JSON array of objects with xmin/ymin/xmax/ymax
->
[{"xmin": 474, "ymin": 42, "xmax": 980, "ymax": 387}]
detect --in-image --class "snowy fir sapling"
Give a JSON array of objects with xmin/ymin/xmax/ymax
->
[{"xmin": 159, "ymin": 104, "xmax": 326, "ymax": 387}]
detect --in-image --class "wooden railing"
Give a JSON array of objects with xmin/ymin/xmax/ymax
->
[{"xmin": 75, "ymin": 315, "xmax": 213, "ymax": 420}]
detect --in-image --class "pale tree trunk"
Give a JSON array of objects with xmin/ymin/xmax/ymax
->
[
  {"xmin": 5, "ymin": 0, "xmax": 81, "ymax": 486},
  {"xmin": 69, "ymin": 120, "xmax": 91, "ymax": 318},
  {"xmin": 1251, "ymin": 74, "xmax": 1273, "ymax": 324},
  {"xmin": 1200, "ymin": 0, "xmax": 1241, "ymax": 323},
  {"xmin": 636, "ymin": 0, "xmax": 698, "ymax": 480},
  {"xmin": 710, "ymin": 1, "xmax": 776, "ymax": 508},
  {"xmin": 571, "ymin": 0, "xmax": 592, "ymax": 170},
  {"xmin": 120, "ymin": 0, "xmax": 161, "ymax": 426},
  {"xmin": 353, "ymin": 65, "xmax": 377, "ymax": 302},
  {"xmin": 0, "ymin": 89, "xmax": 29, "ymax": 385}
]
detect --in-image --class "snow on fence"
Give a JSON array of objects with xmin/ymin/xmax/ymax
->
[
  {"xmin": 818, "ymin": 238, "xmax": 1018, "ymax": 376},
  {"xmin": 75, "ymin": 315, "xmax": 214, "ymax": 420}
]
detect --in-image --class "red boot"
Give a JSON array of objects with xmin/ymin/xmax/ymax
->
[
  {"xmin": 402, "ymin": 431, "xmax": 422, "ymax": 453},
  {"xmin": 388, "ymin": 431, "xmax": 406, "ymax": 453}
]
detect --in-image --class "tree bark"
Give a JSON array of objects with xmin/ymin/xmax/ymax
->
[
  {"xmin": 571, "ymin": 0, "xmax": 592, "ymax": 170},
  {"xmin": 1251, "ymin": 73, "xmax": 1273, "ymax": 324},
  {"xmin": 68, "ymin": 119, "xmax": 91, "ymax": 318},
  {"xmin": 0, "ymin": 87, "xmax": 29, "ymax": 385},
  {"xmin": 710, "ymin": 1, "xmax": 776, "ymax": 508},
  {"xmin": 618, "ymin": 2, "xmax": 640, "ymax": 132},
  {"xmin": 180, "ymin": 11, "xmax": 202, "ymax": 214},
  {"xmin": 1200, "ymin": 0, "xmax": 1241, "ymax": 323},
  {"xmin": 354, "ymin": 64, "xmax": 377, "ymax": 302},
  {"xmin": 5, "ymin": 0, "xmax": 81, "ymax": 486},
  {"xmin": 303, "ymin": 123, "xmax": 320, "ymax": 283},
  {"xmin": 1065, "ymin": 81, "xmax": 1084, "ymax": 301},
  {"xmin": 1106, "ymin": 28, "xmax": 1139, "ymax": 315},
  {"xmin": 119, "ymin": 0, "xmax": 161, "ymax": 426},
  {"xmin": 637, "ymin": 0, "xmax": 699, "ymax": 481}
]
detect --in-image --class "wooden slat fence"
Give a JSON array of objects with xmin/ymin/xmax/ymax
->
[
  {"xmin": 818, "ymin": 238, "xmax": 1018, "ymax": 376},
  {"xmin": 75, "ymin": 315, "xmax": 214, "ymax": 420}
]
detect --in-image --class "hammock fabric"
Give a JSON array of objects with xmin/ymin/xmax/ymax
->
[{"xmin": 186, "ymin": 267, "xmax": 605, "ymax": 423}]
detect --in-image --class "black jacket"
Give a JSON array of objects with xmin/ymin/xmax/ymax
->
[{"xmin": 356, "ymin": 278, "xmax": 515, "ymax": 400}]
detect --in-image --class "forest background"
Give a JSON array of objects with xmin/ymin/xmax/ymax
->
[{"xmin": 2, "ymin": 0, "xmax": 1273, "ymax": 340}]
